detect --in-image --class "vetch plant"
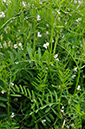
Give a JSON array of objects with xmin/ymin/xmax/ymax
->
[{"xmin": 0, "ymin": 0, "xmax": 85, "ymax": 129}]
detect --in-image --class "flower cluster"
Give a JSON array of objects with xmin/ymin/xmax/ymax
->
[
  {"xmin": 61, "ymin": 106, "xmax": 64, "ymax": 113},
  {"xmin": 42, "ymin": 119, "xmax": 46, "ymax": 123},
  {"xmin": 10, "ymin": 82, "xmax": 14, "ymax": 86},
  {"xmin": 43, "ymin": 42, "xmax": 49, "ymax": 49},
  {"xmin": 37, "ymin": 15, "xmax": 41, "ymax": 21},
  {"xmin": 14, "ymin": 44, "xmax": 18, "ymax": 49},
  {"xmin": 14, "ymin": 43, "xmax": 23, "ymax": 50},
  {"xmin": 2, "ymin": 0, "xmax": 6, "ymax": 2},
  {"xmin": 76, "ymin": 18, "xmax": 82, "ymax": 22},
  {"xmin": 66, "ymin": 123, "xmax": 74, "ymax": 128},
  {"xmin": 72, "ymin": 74, "xmax": 76, "ymax": 78},
  {"xmin": 74, "ymin": 67, "xmax": 77, "ymax": 72},
  {"xmin": 22, "ymin": 1, "xmax": 26, "ymax": 6},
  {"xmin": 19, "ymin": 42, "xmax": 23, "ymax": 50},
  {"xmin": 57, "ymin": 10, "xmax": 60, "ymax": 15},
  {"xmin": 38, "ymin": 32, "xmax": 42, "ymax": 37},
  {"xmin": 0, "ymin": 11, "xmax": 5, "ymax": 18},
  {"xmin": 11, "ymin": 112, "xmax": 15, "ymax": 118},
  {"xmin": 54, "ymin": 54, "xmax": 59, "ymax": 61},
  {"xmin": 77, "ymin": 85, "xmax": 81, "ymax": 90}
]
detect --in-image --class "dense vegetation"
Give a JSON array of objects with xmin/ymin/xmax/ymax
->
[{"xmin": 0, "ymin": 0, "xmax": 85, "ymax": 128}]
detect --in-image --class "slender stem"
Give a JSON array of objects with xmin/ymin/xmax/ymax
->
[
  {"xmin": 53, "ymin": 34, "xmax": 59, "ymax": 54},
  {"xmin": 7, "ymin": 67, "xmax": 12, "ymax": 121},
  {"xmin": 33, "ymin": 20, "xmax": 36, "ymax": 52},
  {"xmin": 74, "ymin": 62, "xmax": 82, "ymax": 93},
  {"xmin": 7, "ymin": 89, "xmax": 10, "ymax": 121},
  {"xmin": 50, "ymin": 5, "xmax": 54, "ymax": 54}
]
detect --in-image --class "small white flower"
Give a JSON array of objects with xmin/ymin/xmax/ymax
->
[
  {"xmin": 43, "ymin": 44, "xmax": 47, "ymax": 49},
  {"xmin": 61, "ymin": 109, "xmax": 64, "ymax": 112},
  {"xmin": 40, "ymin": 2, "xmax": 42, "ymax": 4},
  {"xmin": 19, "ymin": 42, "xmax": 22, "ymax": 46},
  {"xmin": 22, "ymin": 1, "xmax": 26, "ymax": 6},
  {"xmin": 78, "ymin": 18, "xmax": 82, "ymax": 21},
  {"xmin": 10, "ymin": 82, "xmax": 14, "ymax": 86},
  {"xmin": 56, "ymin": 58, "xmax": 59, "ymax": 61},
  {"xmin": 43, "ymin": 42, "xmax": 49, "ymax": 49},
  {"xmin": 61, "ymin": 106, "xmax": 64, "ymax": 113},
  {"xmin": 54, "ymin": 54, "xmax": 59, "ymax": 61},
  {"xmin": 70, "ymin": 123, "xmax": 74, "ymax": 127},
  {"xmin": 38, "ymin": 32, "xmax": 42, "ymax": 37},
  {"xmin": 78, "ymin": 1, "xmax": 82, "ymax": 4},
  {"xmin": 76, "ymin": 18, "xmax": 82, "ymax": 22},
  {"xmin": 14, "ymin": 44, "xmax": 18, "ymax": 49},
  {"xmin": 1, "ymin": 90, "xmax": 6, "ymax": 94},
  {"xmin": 54, "ymin": 54, "xmax": 58, "ymax": 59},
  {"xmin": 11, "ymin": 112, "xmax": 15, "ymax": 118},
  {"xmin": 72, "ymin": 74, "xmax": 76, "ymax": 77},
  {"xmin": 18, "ymin": 43, "xmax": 23, "ymax": 50},
  {"xmin": 42, "ymin": 119, "xmax": 46, "ymax": 123},
  {"xmin": 74, "ymin": 67, "xmax": 77, "ymax": 72},
  {"xmin": 0, "ymin": 11, "xmax": 5, "ymax": 18},
  {"xmin": 2, "ymin": 0, "xmax": 6, "ymax": 2},
  {"xmin": 77, "ymin": 85, "xmax": 80, "ymax": 90},
  {"xmin": 74, "ymin": 0, "xmax": 77, "ymax": 4},
  {"xmin": 37, "ymin": 15, "xmax": 41, "ymax": 21},
  {"xmin": 57, "ymin": 10, "xmax": 60, "ymax": 15},
  {"xmin": 46, "ymin": 31, "xmax": 49, "ymax": 34},
  {"xmin": 52, "ymin": 39, "xmax": 54, "ymax": 42},
  {"xmin": 46, "ymin": 42, "xmax": 49, "ymax": 46},
  {"xmin": 65, "ymin": 21, "xmax": 67, "ymax": 25}
]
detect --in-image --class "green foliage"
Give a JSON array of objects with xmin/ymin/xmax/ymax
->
[{"xmin": 0, "ymin": 0, "xmax": 85, "ymax": 128}]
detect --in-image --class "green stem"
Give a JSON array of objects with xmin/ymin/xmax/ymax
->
[
  {"xmin": 74, "ymin": 62, "xmax": 82, "ymax": 93},
  {"xmin": 7, "ymin": 89, "xmax": 10, "ymax": 121},
  {"xmin": 50, "ymin": 5, "xmax": 54, "ymax": 54},
  {"xmin": 33, "ymin": 8, "xmax": 36, "ymax": 53},
  {"xmin": 7, "ymin": 67, "xmax": 12, "ymax": 121},
  {"xmin": 53, "ymin": 34, "xmax": 59, "ymax": 54}
]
